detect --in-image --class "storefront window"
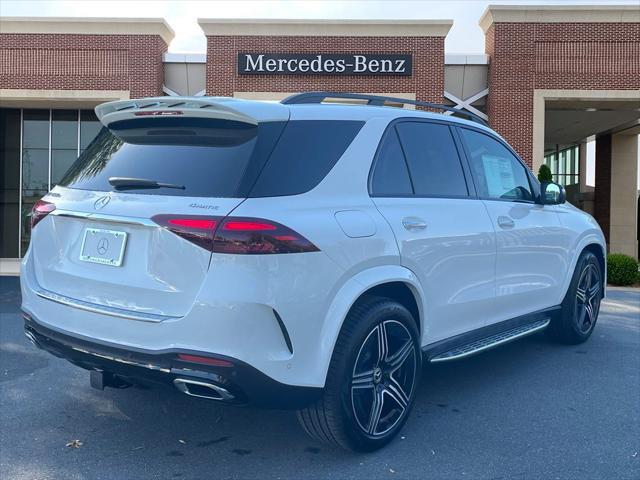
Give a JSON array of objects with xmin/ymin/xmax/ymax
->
[
  {"xmin": 80, "ymin": 110, "xmax": 102, "ymax": 152},
  {"xmin": 51, "ymin": 110, "xmax": 79, "ymax": 185},
  {"xmin": 543, "ymin": 145, "xmax": 579, "ymax": 186},
  {"xmin": 21, "ymin": 110, "xmax": 50, "ymax": 256},
  {"xmin": 0, "ymin": 109, "xmax": 21, "ymax": 258},
  {"xmin": 0, "ymin": 108, "xmax": 103, "ymax": 257}
]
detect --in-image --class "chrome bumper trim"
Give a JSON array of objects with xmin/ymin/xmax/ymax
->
[{"xmin": 35, "ymin": 287, "xmax": 177, "ymax": 323}]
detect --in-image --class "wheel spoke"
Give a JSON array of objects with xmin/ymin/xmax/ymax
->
[
  {"xmin": 367, "ymin": 389, "xmax": 384, "ymax": 435},
  {"xmin": 352, "ymin": 370, "xmax": 375, "ymax": 390},
  {"xmin": 576, "ymin": 287, "xmax": 587, "ymax": 303},
  {"xmin": 584, "ymin": 302, "xmax": 595, "ymax": 326},
  {"xmin": 387, "ymin": 340, "xmax": 414, "ymax": 373},
  {"xmin": 386, "ymin": 376, "xmax": 409, "ymax": 409},
  {"xmin": 588, "ymin": 281, "xmax": 600, "ymax": 299},
  {"xmin": 577, "ymin": 305, "xmax": 588, "ymax": 331},
  {"xmin": 377, "ymin": 323, "xmax": 389, "ymax": 363}
]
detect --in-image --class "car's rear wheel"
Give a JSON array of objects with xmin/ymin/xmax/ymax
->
[
  {"xmin": 548, "ymin": 251, "xmax": 603, "ymax": 344},
  {"xmin": 297, "ymin": 296, "xmax": 421, "ymax": 451}
]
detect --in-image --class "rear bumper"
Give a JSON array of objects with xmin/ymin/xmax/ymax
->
[{"xmin": 23, "ymin": 312, "xmax": 322, "ymax": 409}]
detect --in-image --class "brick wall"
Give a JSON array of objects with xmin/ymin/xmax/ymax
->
[
  {"xmin": 485, "ymin": 22, "xmax": 640, "ymax": 167},
  {"xmin": 0, "ymin": 34, "xmax": 167, "ymax": 97},
  {"xmin": 205, "ymin": 36, "xmax": 445, "ymax": 103}
]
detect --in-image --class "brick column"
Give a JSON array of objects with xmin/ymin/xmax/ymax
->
[
  {"xmin": 594, "ymin": 134, "xmax": 612, "ymax": 246},
  {"xmin": 480, "ymin": 6, "xmax": 640, "ymax": 169},
  {"xmin": 610, "ymin": 133, "xmax": 639, "ymax": 258}
]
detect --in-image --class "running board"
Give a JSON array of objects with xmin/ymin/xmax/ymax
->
[{"xmin": 429, "ymin": 318, "xmax": 551, "ymax": 363}]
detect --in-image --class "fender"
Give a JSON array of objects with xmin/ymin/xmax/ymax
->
[
  {"xmin": 316, "ymin": 264, "xmax": 425, "ymax": 386},
  {"xmin": 559, "ymin": 231, "xmax": 607, "ymax": 302}
]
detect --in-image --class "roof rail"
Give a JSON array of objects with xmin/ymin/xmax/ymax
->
[{"xmin": 281, "ymin": 92, "xmax": 488, "ymax": 126}]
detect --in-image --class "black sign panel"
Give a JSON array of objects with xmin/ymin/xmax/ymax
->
[{"xmin": 238, "ymin": 53, "xmax": 412, "ymax": 76}]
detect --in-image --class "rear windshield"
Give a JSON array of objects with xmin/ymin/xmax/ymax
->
[{"xmin": 60, "ymin": 118, "xmax": 364, "ymax": 198}]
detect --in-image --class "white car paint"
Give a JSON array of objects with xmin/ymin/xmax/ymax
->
[{"xmin": 21, "ymin": 96, "xmax": 606, "ymax": 390}]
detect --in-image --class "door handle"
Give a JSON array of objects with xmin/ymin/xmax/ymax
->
[
  {"xmin": 402, "ymin": 217, "xmax": 427, "ymax": 231},
  {"xmin": 497, "ymin": 216, "xmax": 515, "ymax": 229}
]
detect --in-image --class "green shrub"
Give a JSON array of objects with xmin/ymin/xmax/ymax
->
[
  {"xmin": 607, "ymin": 253, "xmax": 639, "ymax": 286},
  {"xmin": 537, "ymin": 164, "xmax": 553, "ymax": 183}
]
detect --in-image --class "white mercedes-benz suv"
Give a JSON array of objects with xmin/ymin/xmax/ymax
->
[{"xmin": 21, "ymin": 92, "xmax": 606, "ymax": 451}]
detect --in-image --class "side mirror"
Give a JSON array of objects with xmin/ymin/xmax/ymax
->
[{"xmin": 539, "ymin": 181, "xmax": 566, "ymax": 205}]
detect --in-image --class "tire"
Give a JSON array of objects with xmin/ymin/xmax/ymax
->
[
  {"xmin": 548, "ymin": 251, "xmax": 603, "ymax": 345},
  {"xmin": 297, "ymin": 296, "xmax": 421, "ymax": 452}
]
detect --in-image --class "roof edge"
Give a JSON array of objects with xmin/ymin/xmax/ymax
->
[
  {"xmin": 197, "ymin": 18, "xmax": 453, "ymax": 37},
  {"xmin": 0, "ymin": 16, "xmax": 175, "ymax": 45},
  {"xmin": 479, "ymin": 5, "xmax": 640, "ymax": 33}
]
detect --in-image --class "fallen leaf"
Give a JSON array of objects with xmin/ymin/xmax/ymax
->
[
  {"xmin": 632, "ymin": 451, "xmax": 638, "ymax": 458},
  {"xmin": 66, "ymin": 439, "xmax": 83, "ymax": 448},
  {"xmin": 389, "ymin": 468, "xmax": 395, "ymax": 474},
  {"xmin": 178, "ymin": 439, "xmax": 186, "ymax": 444}
]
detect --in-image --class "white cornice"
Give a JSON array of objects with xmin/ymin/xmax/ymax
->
[
  {"xmin": 198, "ymin": 18, "xmax": 453, "ymax": 37},
  {"xmin": 480, "ymin": 5, "xmax": 640, "ymax": 33},
  {"xmin": 0, "ymin": 17, "xmax": 175, "ymax": 45}
]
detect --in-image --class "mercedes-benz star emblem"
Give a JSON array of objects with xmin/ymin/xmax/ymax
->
[
  {"xmin": 97, "ymin": 238, "xmax": 109, "ymax": 255},
  {"xmin": 94, "ymin": 195, "xmax": 110, "ymax": 210}
]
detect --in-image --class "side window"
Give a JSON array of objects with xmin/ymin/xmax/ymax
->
[
  {"xmin": 395, "ymin": 122, "xmax": 468, "ymax": 197},
  {"xmin": 370, "ymin": 128, "xmax": 413, "ymax": 196},
  {"xmin": 459, "ymin": 128, "xmax": 534, "ymax": 202}
]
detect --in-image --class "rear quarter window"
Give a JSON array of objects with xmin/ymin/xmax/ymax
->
[{"xmin": 249, "ymin": 120, "xmax": 364, "ymax": 197}]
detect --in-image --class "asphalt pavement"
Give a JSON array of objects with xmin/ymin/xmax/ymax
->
[{"xmin": 1, "ymin": 276, "xmax": 638, "ymax": 480}]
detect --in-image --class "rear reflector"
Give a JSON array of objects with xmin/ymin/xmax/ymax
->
[
  {"xmin": 177, "ymin": 354, "xmax": 234, "ymax": 367},
  {"xmin": 31, "ymin": 200, "xmax": 56, "ymax": 230},
  {"xmin": 152, "ymin": 215, "xmax": 319, "ymax": 254}
]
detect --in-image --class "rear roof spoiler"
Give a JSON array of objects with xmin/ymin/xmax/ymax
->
[{"xmin": 95, "ymin": 97, "xmax": 290, "ymax": 127}]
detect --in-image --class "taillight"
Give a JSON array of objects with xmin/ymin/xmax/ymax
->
[
  {"xmin": 213, "ymin": 217, "xmax": 319, "ymax": 254},
  {"xmin": 151, "ymin": 215, "xmax": 319, "ymax": 254},
  {"xmin": 30, "ymin": 200, "xmax": 56, "ymax": 230},
  {"xmin": 151, "ymin": 214, "xmax": 220, "ymax": 251}
]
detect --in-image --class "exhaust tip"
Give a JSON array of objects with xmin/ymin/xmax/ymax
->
[
  {"xmin": 24, "ymin": 329, "xmax": 38, "ymax": 346},
  {"xmin": 173, "ymin": 378, "xmax": 235, "ymax": 402}
]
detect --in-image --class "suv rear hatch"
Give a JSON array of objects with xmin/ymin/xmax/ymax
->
[{"xmin": 28, "ymin": 98, "xmax": 290, "ymax": 320}]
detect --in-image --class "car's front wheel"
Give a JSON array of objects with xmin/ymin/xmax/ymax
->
[
  {"xmin": 297, "ymin": 296, "xmax": 421, "ymax": 451},
  {"xmin": 548, "ymin": 250, "xmax": 603, "ymax": 344}
]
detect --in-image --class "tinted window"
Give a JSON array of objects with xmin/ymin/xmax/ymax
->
[
  {"xmin": 395, "ymin": 122, "xmax": 468, "ymax": 197},
  {"xmin": 370, "ymin": 129, "xmax": 413, "ymax": 196},
  {"xmin": 60, "ymin": 118, "xmax": 286, "ymax": 197},
  {"xmin": 249, "ymin": 120, "xmax": 364, "ymax": 197},
  {"xmin": 51, "ymin": 110, "xmax": 79, "ymax": 185},
  {"xmin": 459, "ymin": 128, "xmax": 534, "ymax": 202}
]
